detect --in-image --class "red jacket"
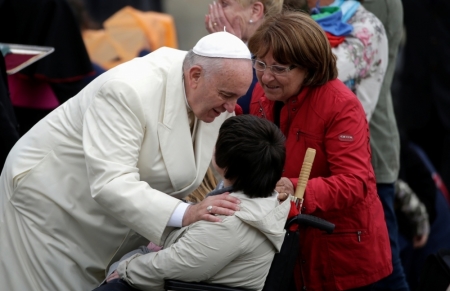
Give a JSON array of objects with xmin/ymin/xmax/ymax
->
[{"xmin": 250, "ymin": 80, "xmax": 392, "ymax": 290}]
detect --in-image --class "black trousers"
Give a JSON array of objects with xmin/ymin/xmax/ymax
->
[{"xmin": 92, "ymin": 279, "xmax": 140, "ymax": 291}]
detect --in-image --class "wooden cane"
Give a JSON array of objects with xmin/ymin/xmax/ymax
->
[{"xmin": 291, "ymin": 148, "xmax": 316, "ymax": 212}]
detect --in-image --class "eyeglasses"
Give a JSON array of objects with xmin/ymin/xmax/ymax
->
[{"xmin": 252, "ymin": 59, "xmax": 296, "ymax": 75}]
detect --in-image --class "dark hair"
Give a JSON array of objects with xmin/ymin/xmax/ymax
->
[
  {"xmin": 215, "ymin": 115, "xmax": 285, "ymax": 198},
  {"xmin": 248, "ymin": 11, "xmax": 338, "ymax": 86}
]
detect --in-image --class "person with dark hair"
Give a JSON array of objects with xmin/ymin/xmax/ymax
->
[
  {"xmin": 249, "ymin": 11, "xmax": 392, "ymax": 290},
  {"xmin": 214, "ymin": 114, "xmax": 286, "ymax": 198},
  {"xmin": 95, "ymin": 114, "xmax": 290, "ymax": 291}
]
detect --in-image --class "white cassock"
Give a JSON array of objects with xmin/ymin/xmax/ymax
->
[{"xmin": 0, "ymin": 47, "xmax": 232, "ymax": 291}]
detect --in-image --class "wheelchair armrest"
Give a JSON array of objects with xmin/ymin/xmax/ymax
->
[
  {"xmin": 287, "ymin": 214, "xmax": 335, "ymax": 234},
  {"xmin": 164, "ymin": 279, "xmax": 250, "ymax": 291}
]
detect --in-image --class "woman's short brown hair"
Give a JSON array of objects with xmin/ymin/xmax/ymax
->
[{"xmin": 248, "ymin": 11, "xmax": 338, "ymax": 87}]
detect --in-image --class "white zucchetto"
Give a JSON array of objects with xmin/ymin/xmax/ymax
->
[{"xmin": 193, "ymin": 32, "xmax": 251, "ymax": 60}]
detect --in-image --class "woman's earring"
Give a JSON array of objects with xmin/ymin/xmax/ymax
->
[{"xmin": 249, "ymin": 19, "xmax": 253, "ymax": 23}]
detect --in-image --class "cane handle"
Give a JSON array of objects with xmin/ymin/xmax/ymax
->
[{"xmin": 294, "ymin": 148, "xmax": 316, "ymax": 200}]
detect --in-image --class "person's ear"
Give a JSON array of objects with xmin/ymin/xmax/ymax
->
[
  {"xmin": 188, "ymin": 65, "xmax": 202, "ymax": 89},
  {"xmin": 251, "ymin": 1, "xmax": 264, "ymax": 21}
]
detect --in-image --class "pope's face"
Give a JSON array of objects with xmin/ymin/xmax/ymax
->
[{"xmin": 187, "ymin": 59, "xmax": 252, "ymax": 123}]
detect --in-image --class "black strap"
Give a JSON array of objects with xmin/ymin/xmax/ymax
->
[{"xmin": 273, "ymin": 101, "xmax": 284, "ymax": 129}]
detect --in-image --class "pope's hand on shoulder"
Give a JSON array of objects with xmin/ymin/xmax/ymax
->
[{"xmin": 182, "ymin": 192, "xmax": 241, "ymax": 226}]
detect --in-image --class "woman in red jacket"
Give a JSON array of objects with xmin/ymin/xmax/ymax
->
[{"xmin": 248, "ymin": 11, "xmax": 392, "ymax": 291}]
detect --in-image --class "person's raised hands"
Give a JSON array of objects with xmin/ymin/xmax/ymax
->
[
  {"xmin": 205, "ymin": 1, "xmax": 243, "ymax": 39},
  {"xmin": 182, "ymin": 192, "xmax": 241, "ymax": 226}
]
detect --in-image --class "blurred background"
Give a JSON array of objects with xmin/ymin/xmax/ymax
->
[
  {"xmin": 163, "ymin": 0, "xmax": 210, "ymax": 50},
  {"xmin": 82, "ymin": 0, "xmax": 211, "ymax": 50}
]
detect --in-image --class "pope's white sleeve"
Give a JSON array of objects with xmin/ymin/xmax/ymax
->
[{"xmin": 167, "ymin": 202, "xmax": 190, "ymax": 227}]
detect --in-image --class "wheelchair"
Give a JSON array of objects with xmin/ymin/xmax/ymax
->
[{"xmin": 164, "ymin": 213, "xmax": 335, "ymax": 291}]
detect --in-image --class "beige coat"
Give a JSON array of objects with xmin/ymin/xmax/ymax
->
[
  {"xmin": 117, "ymin": 192, "xmax": 291, "ymax": 291},
  {"xmin": 0, "ymin": 47, "xmax": 231, "ymax": 291}
]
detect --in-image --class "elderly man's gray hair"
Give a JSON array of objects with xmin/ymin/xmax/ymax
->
[{"xmin": 182, "ymin": 50, "xmax": 224, "ymax": 78}]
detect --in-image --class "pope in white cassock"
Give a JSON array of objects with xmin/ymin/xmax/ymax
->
[{"xmin": 0, "ymin": 32, "xmax": 253, "ymax": 291}]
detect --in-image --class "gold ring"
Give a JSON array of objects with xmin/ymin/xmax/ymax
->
[{"xmin": 213, "ymin": 22, "xmax": 217, "ymax": 26}]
